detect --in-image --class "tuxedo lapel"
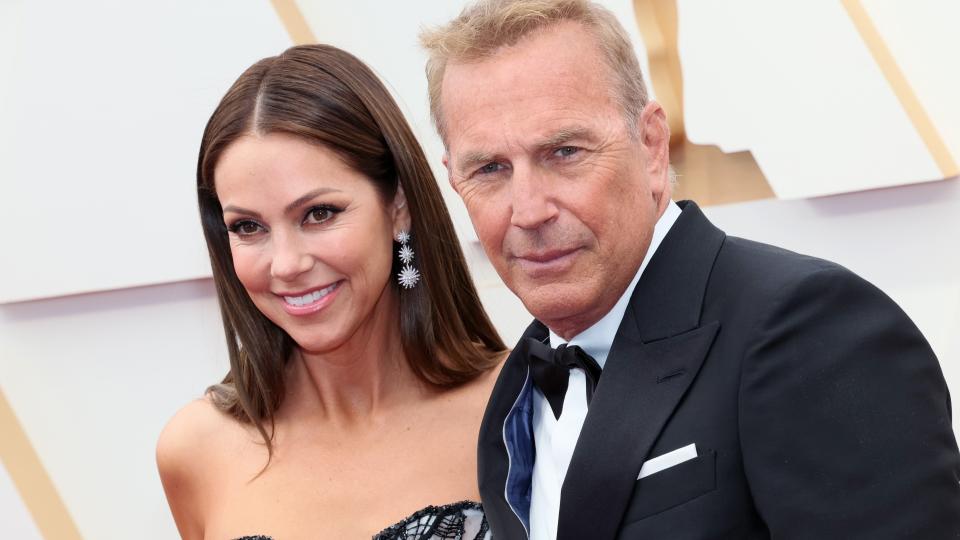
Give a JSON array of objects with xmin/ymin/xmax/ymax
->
[
  {"xmin": 557, "ymin": 201, "xmax": 726, "ymax": 540},
  {"xmin": 478, "ymin": 321, "xmax": 547, "ymax": 539},
  {"xmin": 557, "ymin": 322, "xmax": 719, "ymax": 539}
]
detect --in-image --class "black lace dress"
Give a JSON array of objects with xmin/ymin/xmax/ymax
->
[{"xmin": 234, "ymin": 500, "xmax": 490, "ymax": 540}]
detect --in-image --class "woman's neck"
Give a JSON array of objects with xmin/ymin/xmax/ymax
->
[{"xmin": 280, "ymin": 289, "xmax": 429, "ymax": 427}]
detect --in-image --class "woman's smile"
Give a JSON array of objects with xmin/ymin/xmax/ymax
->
[{"xmin": 276, "ymin": 280, "xmax": 343, "ymax": 316}]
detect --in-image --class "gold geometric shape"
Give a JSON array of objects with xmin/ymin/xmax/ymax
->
[
  {"xmin": 632, "ymin": 0, "xmax": 685, "ymax": 145},
  {"xmin": 0, "ymin": 389, "xmax": 83, "ymax": 540},
  {"xmin": 633, "ymin": 0, "xmax": 775, "ymax": 206},
  {"xmin": 841, "ymin": 0, "xmax": 958, "ymax": 178},
  {"xmin": 270, "ymin": 0, "xmax": 316, "ymax": 45},
  {"xmin": 670, "ymin": 141, "xmax": 775, "ymax": 206}
]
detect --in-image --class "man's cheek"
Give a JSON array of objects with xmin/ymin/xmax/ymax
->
[{"xmin": 477, "ymin": 223, "xmax": 505, "ymax": 257}]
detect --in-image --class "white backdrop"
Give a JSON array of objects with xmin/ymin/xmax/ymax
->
[
  {"xmin": 680, "ymin": 0, "xmax": 953, "ymax": 197},
  {"xmin": 5, "ymin": 0, "xmax": 955, "ymax": 303},
  {"xmin": 1, "ymin": 1, "xmax": 958, "ymax": 539}
]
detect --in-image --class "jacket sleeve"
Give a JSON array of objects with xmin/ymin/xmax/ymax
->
[{"xmin": 738, "ymin": 266, "xmax": 960, "ymax": 538}]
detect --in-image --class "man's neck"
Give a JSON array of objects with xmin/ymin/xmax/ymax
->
[{"xmin": 547, "ymin": 200, "xmax": 683, "ymax": 367}]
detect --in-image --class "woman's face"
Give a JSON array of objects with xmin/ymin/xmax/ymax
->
[{"xmin": 214, "ymin": 132, "xmax": 407, "ymax": 354}]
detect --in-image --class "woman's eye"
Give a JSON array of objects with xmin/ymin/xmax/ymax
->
[
  {"xmin": 304, "ymin": 205, "xmax": 339, "ymax": 225},
  {"xmin": 229, "ymin": 220, "xmax": 263, "ymax": 236}
]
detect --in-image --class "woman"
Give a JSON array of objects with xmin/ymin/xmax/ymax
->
[{"xmin": 157, "ymin": 44, "xmax": 506, "ymax": 539}]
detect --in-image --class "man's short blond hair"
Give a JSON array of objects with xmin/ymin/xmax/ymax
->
[{"xmin": 420, "ymin": 0, "xmax": 649, "ymax": 143}]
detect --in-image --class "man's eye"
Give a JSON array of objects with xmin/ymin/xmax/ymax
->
[
  {"xmin": 477, "ymin": 162, "xmax": 503, "ymax": 175},
  {"xmin": 555, "ymin": 146, "xmax": 579, "ymax": 158},
  {"xmin": 304, "ymin": 205, "xmax": 341, "ymax": 225},
  {"xmin": 229, "ymin": 220, "xmax": 263, "ymax": 236}
]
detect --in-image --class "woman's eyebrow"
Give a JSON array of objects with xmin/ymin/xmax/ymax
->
[{"xmin": 222, "ymin": 187, "xmax": 344, "ymax": 217}]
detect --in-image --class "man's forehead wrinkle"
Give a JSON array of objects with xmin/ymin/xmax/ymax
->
[
  {"xmin": 455, "ymin": 120, "xmax": 598, "ymax": 171},
  {"xmin": 447, "ymin": 79, "xmax": 609, "ymax": 171}
]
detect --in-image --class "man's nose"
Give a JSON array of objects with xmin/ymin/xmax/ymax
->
[
  {"xmin": 270, "ymin": 231, "xmax": 314, "ymax": 281},
  {"xmin": 510, "ymin": 165, "xmax": 558, "ymax": 230}
]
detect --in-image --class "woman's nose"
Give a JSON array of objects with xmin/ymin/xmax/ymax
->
[{"xmin": 270, "ymin": 232, "xmax": 314, "ymax": 281}]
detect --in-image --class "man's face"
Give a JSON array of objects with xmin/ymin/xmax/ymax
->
[{"xmin": 441, "ymin": 22, "xmax": 671, "ymax": 339}]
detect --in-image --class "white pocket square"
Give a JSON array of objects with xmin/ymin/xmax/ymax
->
[{"xmin": 637, "ymin": 443, "xmax": 698, "ymax": 479}]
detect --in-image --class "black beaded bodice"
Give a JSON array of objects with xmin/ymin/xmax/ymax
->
[{"xmin": 234, "ymin": 500, "xmax": 490, "ymax": 540}]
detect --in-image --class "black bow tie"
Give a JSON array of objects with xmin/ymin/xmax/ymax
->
[{"xmin": 525, "ymin": 338, "xmax": 602, "ymax": 419}]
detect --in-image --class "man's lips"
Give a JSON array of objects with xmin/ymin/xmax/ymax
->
[
  {"xmin": 513, "ymin": 248, "xmax": 581, "ymax": 276},
  {"xmin": 516, "ymin": 248, "xmax": 578, "ymax": 263}
]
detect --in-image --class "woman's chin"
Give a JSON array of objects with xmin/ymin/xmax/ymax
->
[{"xmin": 288, "ymin": 332, "xmax": 342, "ymax": 356}]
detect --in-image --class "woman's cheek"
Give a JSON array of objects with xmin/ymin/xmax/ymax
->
[{"xmin": 231, "ymin": 246, "xmax": 269, "ymax": 292}]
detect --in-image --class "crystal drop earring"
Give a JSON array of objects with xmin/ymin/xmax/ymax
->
[{"xmin": 395, "ymin": 230, "xmax": 420, "ymax": 289}]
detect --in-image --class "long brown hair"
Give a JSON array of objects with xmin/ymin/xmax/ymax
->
[{"xmin": 196, "ymin": 44, "xmax": 505, "ymax": 455}]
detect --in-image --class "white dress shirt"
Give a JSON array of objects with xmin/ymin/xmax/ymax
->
[{"xmin": 528, "ymin": 201, "xmax": 682, "ymax": 540}]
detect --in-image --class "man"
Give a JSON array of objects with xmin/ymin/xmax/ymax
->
[{"xmin": 421, "ymin": 1, "xmax": 960, "ymax": 538}]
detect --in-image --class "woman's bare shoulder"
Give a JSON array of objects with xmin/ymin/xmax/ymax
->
[
  {"xmin": 156, "ymin": 397, "xmax": 234, "ymax": 539},
  {"xmin": 157, "ymin": 398, "xmax": 229, "ymax": 466}
]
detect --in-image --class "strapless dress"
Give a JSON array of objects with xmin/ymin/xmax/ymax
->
[{"xmin": 235, "ymin": 500, "xmax": 490, "ymax": 540}]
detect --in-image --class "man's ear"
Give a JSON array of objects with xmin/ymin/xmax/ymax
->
[
  {"xmin": 392, "ymin": 183, "xmax": 411, "ymax": 234},
  {"xmin": 638, "ymin": 101, "xmax": 672, "ymax": 204},
  {"xmin": 442, "ymin": 152, "xmax": 459, "ymax": 193}
]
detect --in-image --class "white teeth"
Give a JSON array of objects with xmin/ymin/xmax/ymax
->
[{"xmin": 283, "ymin": 283, "xmax": 337, "ymax": 307}]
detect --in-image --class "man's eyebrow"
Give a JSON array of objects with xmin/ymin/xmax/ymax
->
[
  {"xmin": 222, "ymin": 187, "xmax": 343, "ymax": 217},
  {"xmin": 455, "ymin": 150, "xmax": 496, "ymax": 176},
  {"xmin": 536, "ymin": 126, "xmax": 592, "ymax": 149}
]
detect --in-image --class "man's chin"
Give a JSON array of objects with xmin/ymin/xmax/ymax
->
[{"xmin": 514, "ymin": 282, "xmax": 599, "ymax": 332}]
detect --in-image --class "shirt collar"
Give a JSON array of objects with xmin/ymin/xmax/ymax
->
[{"xmin": 549, "ymin": 200, "xmax": 681, "ymax": 367}]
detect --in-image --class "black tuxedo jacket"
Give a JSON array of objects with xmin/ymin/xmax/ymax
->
[{"xmin": 478, "ymin": 201, "xmax": 960, "ymax": 539}]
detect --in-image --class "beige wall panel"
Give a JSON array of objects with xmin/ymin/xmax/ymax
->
[
  {"xmin": 676, "ymin": 0, "xmax": 945, "ymax": 198},
  {"xmin": 0, "ymin": 280, "xmax": 228, "ymax": 540},
  {"xmin": 0, "ymin": 0, "xmax": 291, "ymax": 303}
]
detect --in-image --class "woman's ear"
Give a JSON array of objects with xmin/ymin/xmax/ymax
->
[{"xmin": 392, "ymin": 183, "xmax": 411, "ymax": 235}]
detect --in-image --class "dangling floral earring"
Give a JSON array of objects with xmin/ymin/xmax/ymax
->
[{"xmin": 395, "ymin": 230, "xmax": 420, "ymax": 289}]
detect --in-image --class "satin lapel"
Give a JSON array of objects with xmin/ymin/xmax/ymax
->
[
  {"xmin": 478, "ymin": 321, "xmax": 547, "ymax": 539},
  {"xmin": 557, "ymin": 322, "xmax": 719, "ymax": 540}
]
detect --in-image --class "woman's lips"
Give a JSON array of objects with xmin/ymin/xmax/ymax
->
[{"xmin": 276, "ymin": 281, "xmax": 342, "ymax": 316}]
